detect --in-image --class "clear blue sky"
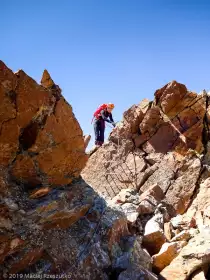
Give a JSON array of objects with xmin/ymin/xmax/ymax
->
[{"xmin": 1, "ymin": 0, "xmax": 210, "ymax": 149}]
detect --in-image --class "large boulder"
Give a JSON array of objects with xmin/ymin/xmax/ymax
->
[
  {"xmin": 152, "ymin": 241, "xmax": 187, "ymax": 273},
  {"xmin": 142, "ymin": 213, "xmax": 166, "ymax": 256},
  {"xmin": 0, "ymin": 60, "xmax": 87, "ymax": 189}
]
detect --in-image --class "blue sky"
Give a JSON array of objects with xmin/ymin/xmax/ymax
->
[{"xmin": 1, "ymin": 0, "xmax": 210, "ymax": 150}]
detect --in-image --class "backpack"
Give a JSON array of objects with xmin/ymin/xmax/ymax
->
[{"xmin": 91, "ymin": 104, "xmax": 107, "ymax": 123}]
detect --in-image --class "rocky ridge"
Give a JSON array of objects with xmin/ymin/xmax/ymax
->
[
  {"xmin": 0, "ymin": 61, "xmax": 156, "ymax": 280},
  {"xmin": 1, "ymin": 60, "xmax": 210, "ymax": 279},
  {"xmin": 82, "ymin": 81, "xmax": 210, "ymax": 279}
]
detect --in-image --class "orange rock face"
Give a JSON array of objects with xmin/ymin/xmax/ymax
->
[
  {"xmin": 0, "ymin": 60, "xmax": 87, "ymax": 188},
  {"xmin": 152, "ymin": 241, "xmax": 187, "ymax": 273},
  {"xmin": 11, "ymin": 154, "xmax": 41, "ymax": 187}
]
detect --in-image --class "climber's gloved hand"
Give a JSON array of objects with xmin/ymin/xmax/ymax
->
[{"xmin": 112, "ymin": 122, "xmax": 116, "ymax": 127}]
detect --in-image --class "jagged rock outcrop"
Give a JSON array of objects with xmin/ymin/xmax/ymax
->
[
  {"xmin": 0, "ymin": 60, "xmax": 87, "ymax": 188},
  {"xmin": 82, "ymin": 81, "xmax": 210, "ymax": 279},
  {"xmin": 82, "ymin": 81, "xmax": 206, "ymax": 213},
  {"xmin": 2, "ymin": 62, "xmax": 210, "ymax": 280},
  {"xmin": 1, "ymin": 62, "xmax": 144, "ymax": 279}
]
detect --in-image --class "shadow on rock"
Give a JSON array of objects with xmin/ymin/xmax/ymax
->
[{"xmin": 0, "ymin": 177, "xmax": 158, "ymax": 280}]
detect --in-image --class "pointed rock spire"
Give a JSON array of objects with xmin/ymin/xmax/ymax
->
[{"xmin": 41, "ymin": 69, "xmax": 55, "ymax": 88}]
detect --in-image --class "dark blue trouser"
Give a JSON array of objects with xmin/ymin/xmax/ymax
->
[{"xmin": 94, "ymin": 120, "xmax": 105, "ymax": 145}]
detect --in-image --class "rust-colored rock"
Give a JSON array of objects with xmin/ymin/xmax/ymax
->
[
  {"xmin": 41, "ymin": 69, "xmax": 55, "ymax": 88},
  {"xmin": 124, "ymin": 99, "xmax": 150, "ymax": 133},
  {"xmin": 138, "ymin": 184, "xmax": 165, "ymax": 214},
  {"xmin": 139, "ymin": 183, "xmax": 164, "ymax": 202},
  {"xmin": 14, "ymin": 69, "xmax": 54, "ymax": 128},
  {"xmin": 134, "ymin": 132, "xmax": 150, "ymax": 147},
  {"xmin": 109, "ymin": 99, "xmax": 150, "ymax": 146},
  {"xmin": 9, "ymin": 248, "xmax": 44, "ymax": 273},
  {"xmin": 0, "ymin": 60, "xmax": 17, "ymax": 91},
  {"xmin": 173, "ymin": 120, "xmax": 204, "ymax": 155},
  {"xmin": 145, "ymin": 121, "xmax": 179, "ymax": 154},
  {"xmin": 140, "ymin": 153, "xmax": 176, "ymax": 194},
  {"xmin": 165, "ymin": 156, "xmax": 201, "ymax": 214},
  {"xmin": 0, "ymin": 176, "xmax": 140, "ymax": 279},
  {"xmin": 139, "ymin": 106, "xmax": 162, "ymax": 135},
  {"xmin": 83, "ymin": 79, "xmax": 206, "ymax": 203},
  {"xmin": 0, "ymin": 170, "xmax": 9, "ymax": 196},
  {"xmin": 0, "ymin": 237, "xmax": 25, "ymax": 264},
  {"xmin": 141, "ymin": 82, "xmax": 206, "ymax": 155},
  {"xmin": 2, "ymin": 65, "xmax": 210, "ymax": 279},
  {"xmin": 34, "ymin": 98, "xmax": 87, "ymax": 185},
  {"xmin": 39, "ymin": 204, "xmax": 91, "ymax": 229},
  {"xmin": 160, "ymin": 232, "xmax": 210, "ymax": 280},
  {"xmin": 29, "ymin": 187, "xmax": 51, "ymax": 199},
  {"xmin": 155, "ymin": 81, "xmax": 189, "ymax": 116},
  {"xmin": 0, "ymin": 80, "xmax": 19, "ymax": 166},
  {"xmin": 11, "ymin": 154, "xmax": 41, "ymax": 187},
  {"xmin": 82, "ymin": 144, "xmax": 142, "ymax": 198},
  {"xmin": 0, "ymin": 61, "xmax": 87, "ymax": 187},
  {"xmin": 143, "ymin": 230, "xmax": 166, "ymax": 256},
  {"xmin": 152, "ymin": 241, "xmax": 187, "ymax": 273},
  {"xmin": 107, "ymin": 217, "xmax": 130, "ymax": 251}
]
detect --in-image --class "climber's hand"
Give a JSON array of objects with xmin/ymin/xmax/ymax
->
[{"xmin": 112, "ymin": 122, "xmax": 116, "ymax": 127}]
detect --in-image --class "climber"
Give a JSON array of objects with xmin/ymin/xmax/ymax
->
[{"xmin": 93, "ymin": 103, "xmax": 116, "ymax": 147}]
